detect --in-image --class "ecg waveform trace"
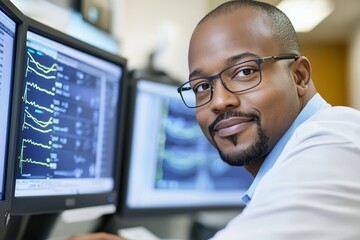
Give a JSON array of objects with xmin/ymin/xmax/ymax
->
[
  {"xmin": 18, "ymin": 46, "xmax": 101, "ymax": 180},
  {"xmin": 18, "ymin": 49, "xmax": 57, "ymax": 178},
  {"xmin": 26, "ymin": 51, "xmax": 57, "ymax": 79}
]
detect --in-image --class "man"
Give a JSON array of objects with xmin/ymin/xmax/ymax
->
[{"xmin": 68, "ymin": 0, "xmax": 360, "ymax": 239}]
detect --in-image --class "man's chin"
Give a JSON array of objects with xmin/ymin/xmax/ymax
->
[
  {"xmin": 214, "ymin": 137, "xmax": 269, "ymax": 167},
  {"xmin": 214, "ymin": 142, "xmax": 252, "ymax": 166},
  {"xmin": 217, "ymin": 147, "xmax": 259, "ymax": 167},
  {"xmin": 210, "ymin": 120, "xmax": 269, "ymax": 167}
]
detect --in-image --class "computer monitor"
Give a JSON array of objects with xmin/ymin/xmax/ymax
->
[
  {"xmin": 119, "ymin": 77, "xmax": 253, "ymax": 216},
  {"xmin": 0, "ymin": 0, "xmax": 22, "ymax": 227},
  {"xmin": 12, "ymin": 16, "xmax": 127, "ymax": 215}
]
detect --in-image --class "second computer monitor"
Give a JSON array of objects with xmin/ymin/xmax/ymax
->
[{"xmin": 120, "ymin": 78, "xmax": 253, "ymax": 216}]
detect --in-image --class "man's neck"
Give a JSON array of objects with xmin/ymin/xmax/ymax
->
[{"xmin": 244, "ymin": 157, "xmax": 266, "ymax": 177}]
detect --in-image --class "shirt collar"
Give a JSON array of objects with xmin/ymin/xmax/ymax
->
[{"xmin": 241, "ymin": 94, "xmax": 330, "ymax": 205}]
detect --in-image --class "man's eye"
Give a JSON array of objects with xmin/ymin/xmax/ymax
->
[
  {"xmin": 194, "ymin": 82, "xmax": 210, "ymax": 93},
  {"xmin": 237, "ymin": 68, "xmax": 254, "ymax": 77}
]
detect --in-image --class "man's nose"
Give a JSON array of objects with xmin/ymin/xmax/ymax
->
[{"xmin": 209, "ymin": 79, "xmax": 240, "ymax": 113}]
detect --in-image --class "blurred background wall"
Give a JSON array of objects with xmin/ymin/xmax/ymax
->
[{"xmin": 11, "ymin": 0, "xmax": 360, "ymax": 108}]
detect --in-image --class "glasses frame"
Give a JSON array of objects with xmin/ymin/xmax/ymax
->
[{"xmin": 177, "ymin": 54, "xmax": 299, "ymax": 108}]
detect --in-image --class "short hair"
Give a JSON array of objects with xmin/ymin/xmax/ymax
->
[{"xmin": 198, "ymin": 0, "xmax": 301, "ymax": 54}]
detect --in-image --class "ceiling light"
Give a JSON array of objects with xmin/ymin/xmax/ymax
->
[{"xmin": 277, "ymin": 0, "xmax": 334, "ymax": 32}]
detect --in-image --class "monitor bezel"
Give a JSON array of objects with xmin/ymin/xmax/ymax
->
[
  {"xmin": 11, "ymin": 15, "xmax": 128, "ymax": 216},
  {"xmin": 117, "ymin": 74, "xmax": 248, "ymax": 218}
]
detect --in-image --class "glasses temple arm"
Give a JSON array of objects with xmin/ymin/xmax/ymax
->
[{"xmin": 260, "ymin": 54, "xmax": 299, "ymax": 63}]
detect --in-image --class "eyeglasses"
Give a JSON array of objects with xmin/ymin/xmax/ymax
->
[{"xmin": 177, "ymin": 54, "xmax": 299, "ymax": 108}]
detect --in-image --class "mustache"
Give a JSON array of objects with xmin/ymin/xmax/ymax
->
[{"xmin": 208, "ymin": 111, "xmax": 260, "ymax": 137}]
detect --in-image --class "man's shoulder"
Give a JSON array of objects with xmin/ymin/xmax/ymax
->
[
  {"xmin": 307, "ymin": 105, "xmax": 360, "ymax": 124},
  {"xmin": 290, "ymin": 105, "xmax": 360, "ymax": 147}
]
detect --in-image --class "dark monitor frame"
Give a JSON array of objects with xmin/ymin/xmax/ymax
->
[
  {"xmin": 11, "ymin": 15, "xmax": 128, "ymax": 216},
  {"xmin": 0, "ymin": 0, "xmax": 25, "ymax": 227},
  {"xmin": 118, "ymin": 74, "xmax": 251, "ymax": 218}
]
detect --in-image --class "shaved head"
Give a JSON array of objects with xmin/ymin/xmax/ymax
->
[{"xmin": 197, "ymin": 0, "xmax": 301, "ymax": 55}]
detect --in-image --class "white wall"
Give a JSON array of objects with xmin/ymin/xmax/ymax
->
[
  {"xmin": 349, "ymin": 22, "xmax": 360, "ymax": 110},
  {"xmin": 115, "ymin": 0, "xmax": 208, "ymax": 82},
  {"xmin": 11, "ymin": 0, "xmax": 119, "ymax": 54}
]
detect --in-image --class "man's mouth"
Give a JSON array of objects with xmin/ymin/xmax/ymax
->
[
  {"xmin": 208, "ymin": 111, "xmax": 259, "ymax": 139},
  {"xmin": 213, "ymin": 117, "xmax": 253, "ymax": 137}
]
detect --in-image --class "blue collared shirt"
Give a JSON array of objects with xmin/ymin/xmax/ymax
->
[{"xmin": 241, "ymin": 94, "xmax": 331, "ymax": 205}]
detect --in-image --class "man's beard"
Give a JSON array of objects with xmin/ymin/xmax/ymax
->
[{"xmin": 208, "ymin": 111, "xmax": 269, "ymax": 167}]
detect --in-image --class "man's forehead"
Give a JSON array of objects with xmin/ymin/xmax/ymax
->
[
  {"xmin": 196, "ymin": 5, "xmax": 267, "ymax": 30},
  {"xmin": 188, "ymin": 8, "xmax": 275, "ymax": 65}
]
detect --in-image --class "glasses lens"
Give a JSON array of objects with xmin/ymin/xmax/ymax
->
[
  {"xmin": 179, "ymin": 60, "xmax": 262, "ymax": 108},
  {"xmin": 179, "ymin": 79, "xmax": 211, "ymax": 108},
  {"xmin": 221, "ymin": 60, "xmax": 261, "ymax": 92}
]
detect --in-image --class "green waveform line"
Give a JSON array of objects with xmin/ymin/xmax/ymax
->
[
  {"xmin": 27, "ymin": 51, "xmax": 57, "ymax": 74},
  {"xmin": 25, "ymin": 51, "xmax": 57, "ymax": 79},
  {"xmin": 18, "ymin": 138, "xmax": 52, "ymax": 174},
  {"xmin": 25, "ymin": 100, "xmax": 54, "ymax": 113},
  {"xmin": 20, "ymin": 158, "xmax": 50, "ymax": 168},
  {"xmin": 24, "ymin": 109, "xmax": 53, "ymax": 128},
  {"xmin": 22, "ymin": 138, "xmax": 51, "ymax": 149},
  {"xmin": 27, "ymin": 66, "xmax": 57, "ymax": 79},
  {"xmin": 22, "ymin": 81, "xmax": 55, "ymax": 106},
  {"xmin": 23, "ymin": 122, "xmax": 53, "ymax": 133},
  {"xmin": 26, "ymin": 82, "xmax": 55, "ymax": 96}
]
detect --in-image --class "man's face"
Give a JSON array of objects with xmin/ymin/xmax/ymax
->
[{"xmin": 189, "ymin": 8, "xmax": 302, "ymax": 172}]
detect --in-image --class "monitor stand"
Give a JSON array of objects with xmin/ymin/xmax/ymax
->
[
  {"xmin": 61, "ymin": 204, "xmax": 116, "ymax": 223},
  {"xmin": 4, "ymin": 213, "xmax": 59, "ymax": 240}
]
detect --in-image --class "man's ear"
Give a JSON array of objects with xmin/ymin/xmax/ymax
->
[{"xmin": 292, "ymin": 56, "xmax": 312, "ymax": 97}]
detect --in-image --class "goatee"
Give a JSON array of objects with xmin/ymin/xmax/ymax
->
[{"xmin": 208, "ymin": 111, "xmax": 269, "ymax": 166}]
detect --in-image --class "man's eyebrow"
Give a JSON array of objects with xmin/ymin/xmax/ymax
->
[
  {"xmin": 226, "ymin": 52, "xmax": 259, "ymax": 65},
  {"xmin": 189, "ymin": 52, "xmax": 259, "ymax": 80},
  {"xmin": 189, "ymin": 69, "xmax": 202, "ymax": 80}
]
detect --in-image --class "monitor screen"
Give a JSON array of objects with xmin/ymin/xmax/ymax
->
[
  {"xmin": 0, "ymin": 0, "xmax": 20, "ymax": 226},
  {"xmin": 120, "ymin": 79, "xmax": 253, "ymax": 216},
  {"xmin": 12, "ymin": 18, "xmax": 127, "ymax": 215}
]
